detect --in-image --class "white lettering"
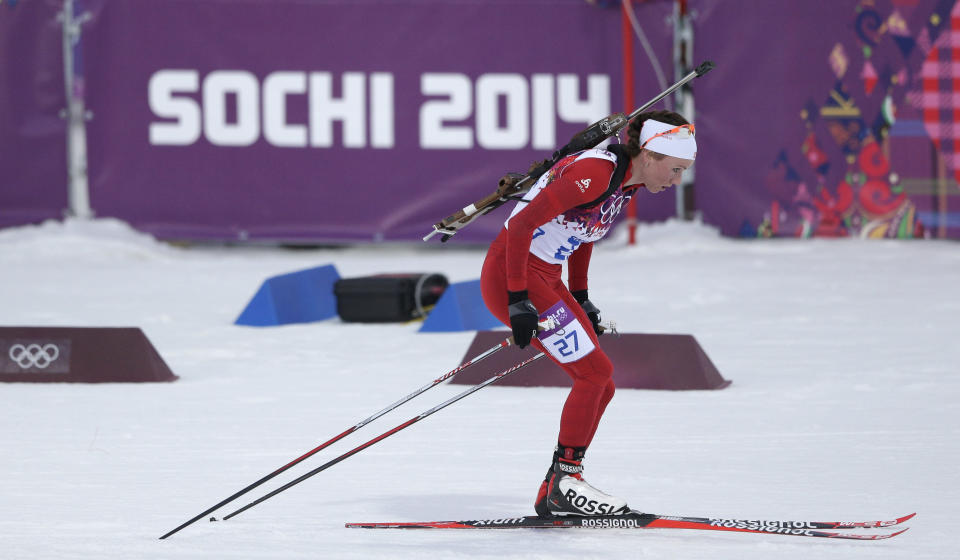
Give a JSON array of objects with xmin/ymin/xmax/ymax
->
[
  {"xmin": 263, "ymin": 71, "xmax": 307, "ymax": 147},
  {"xmin": 557, "ymin": 74, "xmax": 609, "ymax": 125},
  {"xmin": 203, "ymin": 70, "xmax": 260, "ymax": 146},
  {"xmin": 370, "ymin": 72, "xmax": 395, "ymax": 148},
  {"xmin": 420, "ymin": 73, "xmax": 473, "ymax": 149},
  {"xmin": 476, "ymin": 73, "xmax": 528, "ymax": 149},
  {"xmin": 147, "ymin": 70, "xmax": 610, "ymax": 151},
  {"xmin": 149, "ymin": 70, "xmax": 201, "ymax": 145},
  {"xmin": 582, "ymin": 518, "xmax": 640, "ymax": 528},
  {"xmin": 309, "ymin": 72, "xmax": 366, "ymax": 148},
  {"xmin": 421, "ymin": 73, "xmax": 610, "ymax": 150},
  {"xmin": 708, "ymin": 519, "xmax": 818, "ymax": 532},
  {"xmin": 531, "ymin": 74, "xmax": 555, "ymax": 149}
]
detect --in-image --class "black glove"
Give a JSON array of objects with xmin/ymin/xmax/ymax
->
[
  {"xmin": 571, "ymin": 290, "xmax": 603, "ymax": 336},
  {"xmin": 507, "ymin": 290, "xmax": 539, "ymax": 349}
]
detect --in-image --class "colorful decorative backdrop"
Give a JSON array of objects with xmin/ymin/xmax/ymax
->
[{"xmin": 693, "ymin": 0, "xmax": 960, "ymax": 238}]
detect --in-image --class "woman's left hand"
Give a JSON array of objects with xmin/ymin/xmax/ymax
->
[{"xmin": 572, "ymin": 290, "xmax": 603, "ymax": 336}]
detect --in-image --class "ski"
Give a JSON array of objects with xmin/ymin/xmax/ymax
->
[{"xmin": 346, "ymin": 511, "xmax": 915, "ymax": 540}]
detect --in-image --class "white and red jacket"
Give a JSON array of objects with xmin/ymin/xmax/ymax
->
[{"xmin": 495, "ymin": 145, "xmax": 637, "ymax": 293}]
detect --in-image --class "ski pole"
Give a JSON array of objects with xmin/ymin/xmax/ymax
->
[
  {"xmin": 159, "ymin": 334, "xmax": 518, "ymax": 539},
  {"xmin": 221, "ymin": 351, "xmax": 547, "ymax": 522}
]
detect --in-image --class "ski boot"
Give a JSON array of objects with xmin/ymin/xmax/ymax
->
[{"xmin": 534, "ymin": 445, "xmax": 629, "ymax": 518}]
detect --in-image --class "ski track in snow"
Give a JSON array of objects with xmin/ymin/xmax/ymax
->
[{"xmin": 0, "ymin": 218, "xmax": 956, "ymax": 559}]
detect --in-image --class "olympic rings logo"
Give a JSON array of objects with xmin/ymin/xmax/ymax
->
[
  {"xmin": 599, "ymin": 193, "xmax": 633, "ymax": 225},
  {"xmin": 8, "ymin": 343, "xmax": 60, "ymax": 369}
]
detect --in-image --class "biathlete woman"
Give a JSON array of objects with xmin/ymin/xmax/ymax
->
[{"xmin": 480, "ymin": 110, "xmax": 697, "ymax": 517}]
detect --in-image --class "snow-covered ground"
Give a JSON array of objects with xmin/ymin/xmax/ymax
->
[{"xmin": 0, "ymin": 218, "xmax": 956, "ymax": 559}]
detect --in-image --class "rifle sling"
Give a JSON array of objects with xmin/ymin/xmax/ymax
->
[{"xmin": 575, "ymin": 144, "xmax": 632, "ymax": 210}]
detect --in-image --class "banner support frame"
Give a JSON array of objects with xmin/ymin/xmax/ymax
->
[{"xmin": 58, "ymin": 0, "xmax": 93, "ymax": 220}]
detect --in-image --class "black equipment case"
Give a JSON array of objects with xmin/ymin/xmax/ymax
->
[{"xmin": 334, "ymin": 273, "xmax": 449, "ymax": 322}]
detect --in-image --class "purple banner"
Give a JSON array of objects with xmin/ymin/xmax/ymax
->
[
  {"xmin": 693, "ymin": 0, "xmax": 960, "ymax": 239},
  {"xmin": 81, "ymin": 0, "xmax": 677, "ymax": 243},
  {"xmin": 0, "ymin": 0, "xmax": 68, "ymax": 228}
]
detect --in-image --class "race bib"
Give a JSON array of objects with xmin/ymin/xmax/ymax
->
[{"xmin": 536, "ymin": 301, "xmax": 596, "ymax": 364}]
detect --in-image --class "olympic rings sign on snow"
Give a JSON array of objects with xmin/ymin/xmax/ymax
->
[{"xmin": 8, "ymin": 343, "xmax": 60, "ymax": 369}]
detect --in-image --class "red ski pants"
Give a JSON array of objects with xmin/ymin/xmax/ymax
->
[{"xmin": 480, "ymin": 243, "xmax": 615, "ymax": 449}]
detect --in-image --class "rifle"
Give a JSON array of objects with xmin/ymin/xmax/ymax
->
[{"xmin": 423, "ymin": 60, "xmax": 714, "ymax": 243}]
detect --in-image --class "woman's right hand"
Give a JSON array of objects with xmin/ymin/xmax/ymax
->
[{"xmin": 507, "ymin": 291, "xmax": 539, "ymax": 349}]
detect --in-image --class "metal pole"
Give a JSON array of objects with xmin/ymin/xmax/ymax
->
[
  {"xmin": 622, "ymin": 0, "xmax": 638, "ymax": 246},
  {"xmin": 59, "ymin": 0, "xmax": 93, "ymax": 219},
  {"xmin": 673, "ymin": 0, "xmax": 695, "ymax": 220}
]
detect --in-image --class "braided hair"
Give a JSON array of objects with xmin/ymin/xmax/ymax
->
[{"xmin": 623, "ymin": 110, "xmax": 690, "ymax": 159}]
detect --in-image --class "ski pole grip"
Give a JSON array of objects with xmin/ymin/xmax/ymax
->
[
  {"xmin": 695, "ymin": 60, "xmax": 715, "ymax": 76},
  {"xmin": 507, "ymin": 317, "xmax": 559, "ymax": 347},
  {"xmin": 597, "ymin": 320, "xmax": 617, "ymax": 336}
]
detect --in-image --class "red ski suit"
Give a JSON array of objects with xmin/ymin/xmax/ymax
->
[{"xmin": 481, "ymin": 148, "xmax": 636, "ymax": 449}]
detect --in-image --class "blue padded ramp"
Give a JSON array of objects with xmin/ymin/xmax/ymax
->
[
  {"xmin": 419, "ymin": 279, "xmax": 503, "ymax": 332},
  {"xmin": 235, "ymin": 264, "xmax": 340, "ymax": 326}
]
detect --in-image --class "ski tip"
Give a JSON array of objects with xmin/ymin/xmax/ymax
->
[
  {"xmin": 888, "ymin": 527, "xmax": 910, "ymax": 539},
  {"xmin": 836, "ymin": 527, "xmax": 910, "ymax": 540},
  {"xmin": 898, "ymin": 512, "xmax": 917, "ymax": 524}
]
